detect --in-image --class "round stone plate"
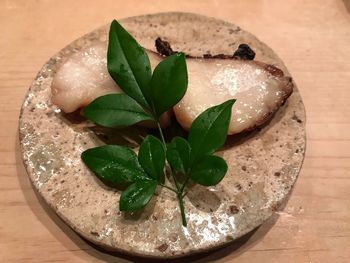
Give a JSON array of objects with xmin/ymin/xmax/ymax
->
[{"xmin": 19, "ymin": 12, "xmax": 306, "ymax": 258}]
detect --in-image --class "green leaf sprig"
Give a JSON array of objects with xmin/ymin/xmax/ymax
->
[{"xmin": 81, "ymin": 20, "xmax": 236, "ymax": 226}]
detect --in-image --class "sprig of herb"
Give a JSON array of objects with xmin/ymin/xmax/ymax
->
[{"xmin": 81, "ymin": 20, "xmax": 235, "ymax": 226}]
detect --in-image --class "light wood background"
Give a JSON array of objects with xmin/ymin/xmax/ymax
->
[{"xmin": 1, "ymin": 0, "xmax": 350, "ymax": 262}]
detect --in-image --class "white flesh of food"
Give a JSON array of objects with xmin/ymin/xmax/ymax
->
[
  {"xmin": 51, "ymin": 43, "xmax": 292, "ymax": 134},
  {"xmin": 51, "ymin": 42, "xmax": 120, "ymax": 113},
  {"xmin": 51, "ymin": 43, "xmax": 170, "ymax": 127},
  {"xmin": 173, "ymin": 58, "xmax": 293, "ymax": 135}
]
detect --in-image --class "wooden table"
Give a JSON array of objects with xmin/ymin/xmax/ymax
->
[{"xmin": 1, "ymin": 0, "xmax": 349, "ymax": 262}]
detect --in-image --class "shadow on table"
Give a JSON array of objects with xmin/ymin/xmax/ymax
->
[
  {"xmin": 344, "ymin": 0, "xmax": 350, "ymax": 11},
  {"xmin": 15, "ymin": 132, "xmax": 288, "ymax": 262},
  {"xmin": 343, "ymin": 0, "xmax": 350, "ymax": 16}
]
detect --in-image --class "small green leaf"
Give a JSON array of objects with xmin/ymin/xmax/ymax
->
[
  {"xmin": 188, "ymin": 99, "xmax": 235, "ymax": 162},
  {"xmin": 189, "ymin": 155, "xmax": 228, "ymax": 186},
  {"xmin": 81, "ymin": 145, "xmax": 147, "ymax": 184},
  {"xmin": 119, "ymin": 180, "xmax": 157, "ymax": 211},
  {"xmin": 82, "ymin": 94, "xmax": 153, "ymax": 128},
  {"xmin": 108, "ymin": 20, "xmax": 151, "ymax": 108},
  {"xmin": 138, "ymin": 135, "xmax": 165, "ymax": 181},
  {"xmin": 150, "ymin": 53, "xmax": 188, "ymax": 117},
  {"xmin": 166, "ymin": 137, "xmax": 191, "ymax": 174}
]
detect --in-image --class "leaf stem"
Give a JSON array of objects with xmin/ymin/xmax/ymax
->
[
  {"xmin": 180, "ymin": 175, "xmax": 190, "ymax": 193},
  {"xmin": 160, "ymin": 184, "xmax": 178, "ymax": 194},
  {"xmin": 178, "ymin": 193, "xmax": 187, "ymax": 227},
  {"xmin": 156, "ymin": 120, "xmax": 187, "ymax": 226},
  {"xmin": 156, "ymin": 122, "xmax": 167, "ymax": 147},
  {"xmin": 156, "ymin": 122, "xmax": 180, "ymax": 190}
]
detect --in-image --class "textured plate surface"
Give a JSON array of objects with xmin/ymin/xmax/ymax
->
[{"xmin": 19, "ymin": 12, "xmax": 306, "ymax": 258}]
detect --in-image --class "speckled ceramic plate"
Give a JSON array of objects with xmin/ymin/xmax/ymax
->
[{"xmin": 19, "ymin": 12, "xmax": 306, "ymax": 258}]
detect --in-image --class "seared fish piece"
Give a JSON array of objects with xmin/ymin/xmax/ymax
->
[
  {"xmin": 52, "ymin": 42, "xmax": 292, "ymax": 134},
  {"xmin": 51, "ymin": 42, "xmax": 120, "ymax": 113},
  {"xmin": 173, "ymin": 58, "xmax": 293, "ymax": 135},
  {"xmin": 51, "ymin": 43, "xmax": 171, "ymax": 127}
]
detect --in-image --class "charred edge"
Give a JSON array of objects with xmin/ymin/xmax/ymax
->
[
  {"xmin": 154, "ymin": 38, "xmax": 256, "ymax": 61},
  {"xmin": 155, "ymin": 37, "xmax": 177, "ymax": 56},
  {"xmin": 200, "ymin": 44, "xmax": 256, "ymax": 60},
  {"xmin": 203, "ymin": 53, "xmax": 235, "ymax": 59},
  {"xmin": 253, "ymin": 61, "xmax": 288, "ymax": 78},
  {"xmin": 233, "ymin": 44, "xmax": 256, "ymax": 60},
  {"xmin": 264, "ymin": 64, "xmax": 284, "ymax": 77}
]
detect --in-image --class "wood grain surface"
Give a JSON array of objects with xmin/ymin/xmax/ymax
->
[{"xmin": 1, "ymin": 0, "xmax": 349, "ymax": 262}]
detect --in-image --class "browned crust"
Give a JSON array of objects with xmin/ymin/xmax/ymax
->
[
  {"xmin": 154, "ymin": 37, "xmax": 255, "ymax": 60},
  {"xmin": 253, "ymin": 61, "xmax": 285, "ymax": 78},
  {"xmin": 149, "ymin": 48, "xmax": 288, "ymax": 79},
  {"xmin": 155, "ymin": 37, "xmax": 177, "ymax": 56},
  {"xmin": 202, "ymin": 53, "xmax": 236, "ymax": 59}
]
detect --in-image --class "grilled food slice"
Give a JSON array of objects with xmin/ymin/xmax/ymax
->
[{"xmin": 173, "ymin": 58, "xmax": 293, "ymax": 135}]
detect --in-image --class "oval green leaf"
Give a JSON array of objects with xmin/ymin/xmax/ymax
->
[
  {"xmin": 119, "ymin": 180, "xmax": 157, "ymax": 211},
  {"xmin": 108, "ymin": 20, "xmax": 151, "ymax": 108},
  {"xmin": 81, "ymin": 145, "xmax": 147, "ymax": 184},
  {"xmin": 166, "ymin": 137, "xmax": 191, "ymax": 174},
  {"xmin": 188, "ymin": 99, "xmax": 235, "ymax": 162},
  {"xmin": 189, "ymin": 155, "xmax": 228, "ymax": 186},
  {"xmin": 138, "ymin": 135, "xmax": 165, "ymax": 181},
  {"xmin": 82, "ymin": 94, "xmax": 153, "ymax": 128},
  {"xmin": 150, "ymin": 53, "xmax": 188, "ymax": 117}
]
